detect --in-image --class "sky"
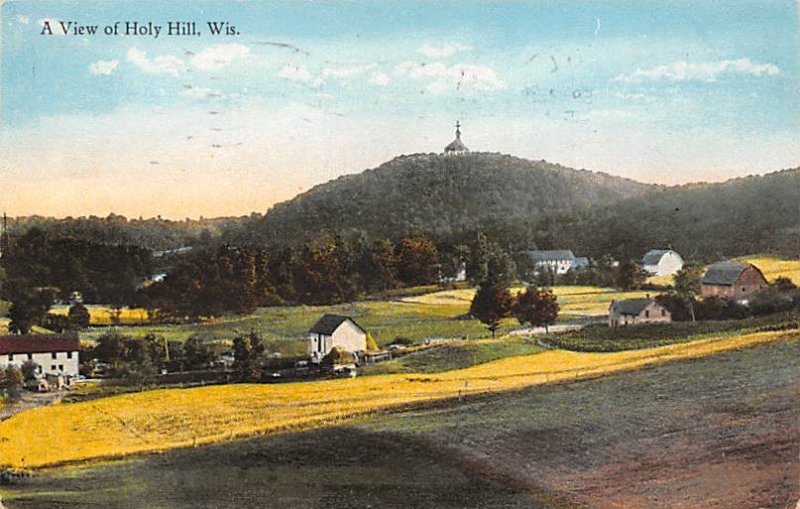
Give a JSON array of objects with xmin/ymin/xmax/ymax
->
[{"xmin": 2, "ymin": 0, "xmax": 799, "ymax": 218}]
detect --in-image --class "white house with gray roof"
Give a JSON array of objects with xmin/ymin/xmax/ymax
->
[
  {"xmin": 307, "ymin": 314, "xmax": 367, "ymax": 363},
  {"xmin": 526, "ymin": 250, "xmax": 580, "ymax": 275},
  {"xmin": 641, "ymin": 249, "xmax": 684, "ymax": 277}
]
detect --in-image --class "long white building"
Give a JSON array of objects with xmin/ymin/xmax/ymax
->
[{"xmin": 0, "ymin": 334, "xmax": 80, "ymax": 377}]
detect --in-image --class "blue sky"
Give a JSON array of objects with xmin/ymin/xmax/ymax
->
[{"xmin": 2, "ymin": 0, "xmax": 798, "ymax": 217}]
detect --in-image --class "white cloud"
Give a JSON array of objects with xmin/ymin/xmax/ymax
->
[
  {"xmin": 616, "ymin": 58, "xmax": 781, "ymax": 83},
  {"xmin": 278, "ymin": 63, "xmax": 312, "ymax": 82},
  {"xmin": 16, "ymin": 15, "xmax": 30, "ymax": 25},
  {"xmin": 179, "ymin": 86, "xmax": 222, "ymax": 99},
  {"xmin": 127, "ymin": 48, "xmax": 186, "ymax": 76},
  {"xmin": 369, "ymin": 72, "xmax": 390, "ymax": 86},
  {"xmin": 320, "ymin": 64, "xmax": 377, "ymax": 80},
  {"xmin": 394, "ymin": 61, "xmax": 505, "ymax": 94},
  {"xmin": 190, "ymin": 43, "xmax": 251, "ymax": 71},
  {"xmin": 417, "ymin": 42, "xmax": 471, "ymax": 58},
  {"xmin": 89, "ymin": 59, "xmax": 119, "ymax": 76}
]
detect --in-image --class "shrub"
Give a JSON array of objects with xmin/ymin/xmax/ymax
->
[{"xmin": 321, "ymin": 347, "xmax": 357, "ymax": 369}]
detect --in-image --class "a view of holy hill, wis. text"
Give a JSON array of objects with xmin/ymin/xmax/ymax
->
[{"xmin": 0, "ymin": 1, "xmax": 798, "ymax": 508}]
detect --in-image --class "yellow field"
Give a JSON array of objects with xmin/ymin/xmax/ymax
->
[
  {"xmin": 739, "ymin": 255, "xmax": 800, "ymax": 283},
  {"xmin": 49, "ymin": 305, "xmax": 150, "ymax": 326},
  {"xmin": 0, "ymin": 328, "xmax": 793, "ymax": 469},
  {"xmin": 404, "ymin": 286, "xmax": 651, "ymax": 316},
  {"xmin": 646, "ymin": 273, "xmax": 674, "ymax": 286}
]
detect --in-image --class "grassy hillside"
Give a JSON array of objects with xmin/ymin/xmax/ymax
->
[
  {"xmin": 247, "ymin": 152, "xmax": 652, "ymax": 244},
  {"xmin": 0, "ymin": 328, "xmax": 793, "ymax": 469},
  {"xmin": 73, "ymin": 285, "xmax": 646, "ymax": 355},
  {"xmin": 5, "ymin": 337, "xmax": 797, "ymax": 508}
]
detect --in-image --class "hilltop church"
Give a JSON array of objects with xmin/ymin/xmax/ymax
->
[{"xmin": 443, "ymin": 121, "xmax": 469, "ymax": 155}]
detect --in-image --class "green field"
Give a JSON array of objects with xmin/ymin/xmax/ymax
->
[
  {"xmin": 548, "ymin": 311, "xmax": 800, "ymax": 352},
  {"xmin": 69, "ymin": 285, "xmax": 644, "ymax": 356},
  {"xmin": 75, "ymin": 299, "xmax": 497, "ymax": 356},
  {"xmin": 361, "ymin": 336, "xmax": 544, "ymax": 375}
]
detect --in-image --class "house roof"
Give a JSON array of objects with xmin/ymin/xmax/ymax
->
[
  {"xmin": 309, "ymin": 314, "xmax": 365, "ymax": 335},
  {"xmin": 527, "ymin": 250, "xmax": 576, "ymax": 262},
  {"xmin": 444, "ymin": 138, "xmax": 469, "ymax": 153},
  {"xmin": 642, "ymin": 249, "xmax": 674, "ymax": 265},
  {"xmin": 0, "ymin": 334, "xmax": 80, "ymax": 355},
  {"xmin": 610, "ymin": 298, "xmax": 656, "ymax": 316},
  {"xmin": 701, "ymin": 262, "xmax": 749, "ymax": 286}
]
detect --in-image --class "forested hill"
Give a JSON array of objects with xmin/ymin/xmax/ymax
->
[
  {"xmin": 551, "ymin": 167, "xmax": 800, "ymax": 260},
  {"xmin": 244, "ymin": 152, "xmax": 654, "ymax": 244},
  {"xmin": 7, "ymin": 215, "xmax": 249, "ymax": 252}
]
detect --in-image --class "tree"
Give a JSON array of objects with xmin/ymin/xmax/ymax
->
[
  {"xmin": 68, "ymin": 302, "xmax": 91, "ymax": 329},
  {"xmin": 469, "ymin": 284, "xmax": 513, "ymax": 338},
  {"xmin": 232, "ymin": 331, "xmax": 265, "ymax": 382},
  {"xmin": 466, "ymin": 233, "xmax": 515, "ymax": 287},
  {"xmin": 1, "ymin": 366, "xmax": 24, "ymax": 401},
  {"xmin": 395, "ymin": 231, "xmax": 438, "ymax": 287},
  {"xmin": 94, "ymin": 332, "xmax": 127, "ymax": 370},
  {"xmin": 365, "ymin": 239, "xmax": 398, "ymax": 292},
  {"xmin": 513, "ymin": 287, "xmax": 559, "ymax": 334},
  {"xmin": 21, "ymin": 360, "xmax": 39, "ymax": 382},
  {"xmin": 773, "ymin": 276, "xmax": 797, "ymax": 292},
  {"xmin": 183, "ymin": 335, "xmax": 215, "ymax": 370},
  {"xmin": 614, "ymin": 260, "xmax": 647, "ymax": 291},
  {"xmin": 8, "ymin": 284, "xmax": 55, "ymax": 334},
  {"xmin": 673, "ymin": 264, "xmax": 703, "ymax": 322}
]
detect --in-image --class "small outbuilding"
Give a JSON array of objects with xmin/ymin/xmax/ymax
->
[
  {"xmin": 701, "ymin": 262, "xmax": 768, "ymax": 300},
  {"xmin": 641, "ymin": 249, "xmax": 684, "ymax": 277},
  {"xmin": 307, "ymin": 314, "xmax": 367, "ymax": 364},
  {"xmin": 608, "ymin": 298, "xmax": 671, "ymax": 327}
]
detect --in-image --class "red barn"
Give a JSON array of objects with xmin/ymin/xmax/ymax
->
[{"xmin": 701, "ymin": 262, "xmax": 768, "ymax": 300}]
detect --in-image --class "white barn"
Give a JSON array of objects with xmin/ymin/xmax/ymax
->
[
  {"xmin": 0, "ymin": 334, "xmax": 80, "ymax": 377},
  {"xmin": 641, "ymin": 249, "xmax": 684, "ymax": 277},
  {"xmin": 307, "ymin": 314, "xmax": 367, "ymax": 363}
]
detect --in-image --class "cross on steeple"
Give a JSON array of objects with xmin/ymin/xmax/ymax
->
[{"xmin": 444, "ymin": 120, "xmax": 469, "ymax": 154}]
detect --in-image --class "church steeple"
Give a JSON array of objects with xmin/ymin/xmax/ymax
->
[{"xmin": 444, "ymin": 120, "xmax": 469, "ymax": 155}]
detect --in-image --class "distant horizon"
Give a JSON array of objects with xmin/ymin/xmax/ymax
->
[
  {"xmin": 3, "ymin": 0, "xmax": 798, "ymax": 218},
  {"xmin": 5, "ymin": 151, "xmax": 799, "ymax": 221}
]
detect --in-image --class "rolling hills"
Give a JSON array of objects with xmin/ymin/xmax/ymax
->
[
  {"xmin": 244, "ymin": 152, "xmax": 654, "ymax": 244},
  {"xmin": 236, "ymin": 152, "xmax": 800, "ymax": 261}
]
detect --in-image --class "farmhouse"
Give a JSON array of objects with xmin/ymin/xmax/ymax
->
[
  {"xmin": 701, "ymin": 262, "xmax": 768, "ymax": 300},
  {"xmin": 307, "ymin": 314, "xmax": 367, "ymax": 363},
  {"xmin": 0, "ymin": 334, "xmax": 80, "ymax": 377},
  {"xmin": 526, "ymin": 250, "xmax": 580, "ymax": 275},
  {"xmin": 608, "ymin": 298, "xmax": 671, "ymax": 327},
  {"xmin": 641, "ymin": 249, "xmax": 684, "ymax": 277}
]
